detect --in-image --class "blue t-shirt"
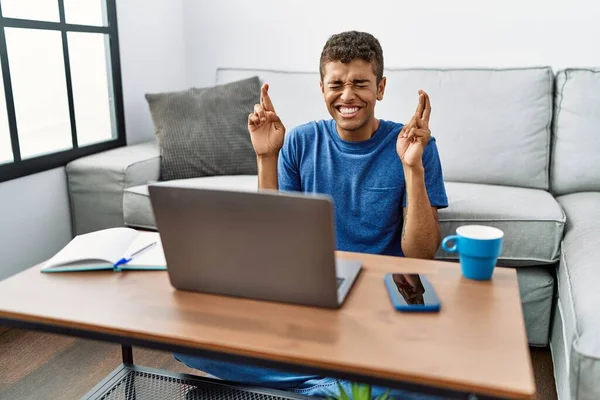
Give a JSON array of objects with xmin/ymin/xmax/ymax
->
[{"xmin": 278, "ymin": 119, "xmax": 448, "ymax": 257}]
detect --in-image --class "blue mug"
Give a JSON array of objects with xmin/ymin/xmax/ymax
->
[{"xmin": 441, "ymin": 225, "xmax": 504, "ymax": 280}]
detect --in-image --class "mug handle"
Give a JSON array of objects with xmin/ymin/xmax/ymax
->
[{"xmin": 442, "ymin": 235, "xmax": 460, "ymax": 252}]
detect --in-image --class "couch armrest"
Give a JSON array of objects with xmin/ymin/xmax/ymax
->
[{"xmin": 66, "ymin": 140, "xmax": 160, "ymax": 235}]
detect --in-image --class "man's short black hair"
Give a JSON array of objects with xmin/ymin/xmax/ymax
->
[{"xmin": 319, "ymin": 31, "xmax": 384, "ymax": 84}]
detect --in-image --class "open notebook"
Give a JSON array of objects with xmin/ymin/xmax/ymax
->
[{"xmin": 41, "ymin": 227, "xmax": 166, "ymax": 273}]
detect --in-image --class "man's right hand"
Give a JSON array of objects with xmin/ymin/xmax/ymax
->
[{"xmin": 248, "ymin": 83, "xmax": 286, "ymax": 157}]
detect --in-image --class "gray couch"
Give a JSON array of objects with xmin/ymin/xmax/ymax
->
[{"xmin": 65, "ymin": 67, "xmax": 600, "ymax": 400}]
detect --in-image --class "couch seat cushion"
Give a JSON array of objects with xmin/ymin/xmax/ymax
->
[
  {"xmin": 437, "ymin": 182, "xmax": 565, "ymax": 266},
  {"xmin": 124, "ymin": 175, "xmax": 259, "ymax": 229},
  {"xmin": 515, "ymin": 267, "xmax": 554, "ymax": 346},
  {"xmin": 126, "ymin": 178, "xmax": 565, "ymax": 266},
  {"xmin": 554, "ymin": 192, "xmax": 600, "ymax": 400}
]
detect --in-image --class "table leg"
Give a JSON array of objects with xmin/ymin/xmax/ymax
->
[
  {"xmin": 122, "ymin": 344, "xmax": 134, "ymax": 364},
  {"xmin": 121, "ymin": 346, "xmax": 136, "ymax": 399}
]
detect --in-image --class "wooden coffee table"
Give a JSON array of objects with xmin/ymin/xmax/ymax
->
[{"xmin": 0, "ymin": 251, "xmax": 535, "ymax": 399}]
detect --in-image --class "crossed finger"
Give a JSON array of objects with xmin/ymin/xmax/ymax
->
[
  {"xmin": 421, "ymin": 90, "xmax": 431, "ymax": 122},
  {"xmin": 414, "ymin": 91, "xmax": 425, "ymax": 119},
  {"xmin": 399, "ymin": 90, "xmax": 432, "ymax": 140},
  {"xmin": 413, "ymin": 89, "xmax": 432, "ymax": 123},
  {"xmin": 260, "ymin": 83, "xmax": 276, "ymax": 112}
]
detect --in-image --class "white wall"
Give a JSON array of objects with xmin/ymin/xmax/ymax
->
[
  {"xmin": 183, "ymin": 0, "xmax": 600, "ymax": 87},
  {"xmin": 0, "ymin": 168, "xmax": 72, "ymax": 280},
  {"xmin": 117, "ymin": 0, "xmax": 187, "ymax": 144}
]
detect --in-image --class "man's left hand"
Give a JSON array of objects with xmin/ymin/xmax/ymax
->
[{"xmin": 396, "ymin": 90, "xmax": 432, "ymax": 168}]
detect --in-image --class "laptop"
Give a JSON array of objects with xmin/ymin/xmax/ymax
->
[{"xmin": 148, "ymin": 184, "xmax": 362, "ymax": 308}]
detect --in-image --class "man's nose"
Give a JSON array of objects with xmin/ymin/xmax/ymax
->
[{"xmin": 340, "ymin": 85, "xmax": 355, "ymax": 102}]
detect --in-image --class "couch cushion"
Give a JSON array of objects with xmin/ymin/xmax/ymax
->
[
  {"xmin": 555, "ymin": 192, "xmax": 600, "ymax": 400},
  {"xmin": 123, "ymin": 175, "xmax": 259, "ymax": 229},
  {"xmin": 145, "ymin": 77, "xmax": 260, "ymax": 181},
  {"xmin": 516, "ymin": 267, "xmax": 555, "ymax": 347},
  {"xmin": 437, "ymin": 182, "xmax": 565, "ymax": 266},
  {"xmin": 551, "ymin": 69, "xmax": 600, "ymax": 196},
  {"xmin": 218, "ymin": 67, "xmax": 553, "ymax": 189},
  {"xmin": 66, "ymin": 141, "xmax": 161, "ymax": 235},
  {"xmin": 127, "ymin": 177, "xmax": 564, "ymax": 266}
]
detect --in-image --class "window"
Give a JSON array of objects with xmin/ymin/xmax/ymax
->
[{"xmin": 0, "ymin": 0, "xmax": 125, "ymax": 183}]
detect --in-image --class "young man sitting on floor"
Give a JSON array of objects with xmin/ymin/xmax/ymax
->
[{"xmin": 176, "ymin": 30, "xmax": 448, "ymax": 399}]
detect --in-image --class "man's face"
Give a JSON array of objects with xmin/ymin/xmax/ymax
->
[{"xmin": 320, "ymin": 59, "xmax": 386, "ymax": 135}]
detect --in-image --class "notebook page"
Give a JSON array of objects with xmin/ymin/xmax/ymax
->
[
  {"xmin": 123, "ymin": 231, "xmax": 166, "ymax": 267},
  {"xmin": 43, "ymin": 227, "xmax": 139, "ymax": 269}
]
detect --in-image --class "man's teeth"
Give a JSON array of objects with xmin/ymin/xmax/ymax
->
[{"xmin": 339, "ymin": 107, "xmax": 359, "ymax": 115}]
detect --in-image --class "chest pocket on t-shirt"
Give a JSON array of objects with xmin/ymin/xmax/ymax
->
[{"xmin": 359, "ymin": 186, "xmax": 404, "ymax": 232}]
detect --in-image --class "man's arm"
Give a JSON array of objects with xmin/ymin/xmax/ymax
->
[
  {"xmin": 396, "ymin": 90, "xmax": 446, "ymax": 259},
  {"xmin": 257, "ymin": 136, "xmax": 303, "ymax": 192},
  {"xmin": 401, "ymin": 166, "xmax": 441, "ymax": 259},
  {"xmin": 257, "ymin": 155, "xmax": 279, "ymax": 190}
]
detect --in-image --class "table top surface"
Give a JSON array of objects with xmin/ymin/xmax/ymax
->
[{"xmin": 0, "ymin": 251, "xmax": 535, "ymax": 399}]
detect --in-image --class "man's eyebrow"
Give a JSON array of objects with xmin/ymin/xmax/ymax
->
[
  {"xmin": 327, "ymin": 80, "xmax": 343, "ymax": 85},
  {"xmin": 352, "ymin": 79, "xmax": 371, "ymax": 84}
]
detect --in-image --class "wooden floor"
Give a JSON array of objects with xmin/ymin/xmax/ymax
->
[{"xmin": 0, "ymin": 327, "xmax": 557, "ymax": 400}]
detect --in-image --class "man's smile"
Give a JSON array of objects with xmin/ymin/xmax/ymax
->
[{"xmin": 335, "ymin": 105, "xmax": 362, "ymax": 118}]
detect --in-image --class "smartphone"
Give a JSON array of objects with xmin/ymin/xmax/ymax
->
[{"xmin": 384, "ymin": 273, "xmax": 441, "ymax": 312}]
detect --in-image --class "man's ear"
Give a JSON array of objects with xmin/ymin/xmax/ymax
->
[
  {"xmin": 377, "ymin": 76, "xmax": 386, "ymax": 101},
  {"xmin": 320, "ymin": 80, "xmax": 324, "ymax": 94}
]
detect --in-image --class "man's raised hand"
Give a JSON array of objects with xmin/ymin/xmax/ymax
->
[
  {"xmin": 248, "ymin": 83, "xmax": 286, "ymax": 158},
  {"xmin": 396, "ymin": 89, "xmax": 432, "ymax": 168}
]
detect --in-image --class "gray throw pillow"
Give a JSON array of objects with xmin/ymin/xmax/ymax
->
[{"xmin": 145, "ymin": 76, "xmax": 260, "ymax": 181}]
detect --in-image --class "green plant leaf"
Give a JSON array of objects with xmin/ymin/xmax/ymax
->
[
  {"xmin": 375, "ymin": 389, "xmax": 391, "ymax": 400},
  {"xmin": 337, "ymin": 381, "xmax": 351, "ymax": 400},
  {"xmin": 326, "ymin": 381, "xmax": 393, "ymax": 400},
  {"xmin": 351, "ymin": 382, "xmax": 369, "ymax": 399},
  {"xmin": 323, "ymin": 381, "xmax": 352, "ymax": 400},
  {"xmin": 365, "ymin": 383, "xmax": 373, "ymax": 399}
]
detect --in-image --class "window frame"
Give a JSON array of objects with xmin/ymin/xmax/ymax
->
[{"xmin": 0, "ymin": 0, "xmax": 125, "ymax": 183}]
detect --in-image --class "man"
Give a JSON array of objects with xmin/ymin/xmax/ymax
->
[{"xmin": 176, "ymin": 31, "xmax": 448, "ymax": 399}]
